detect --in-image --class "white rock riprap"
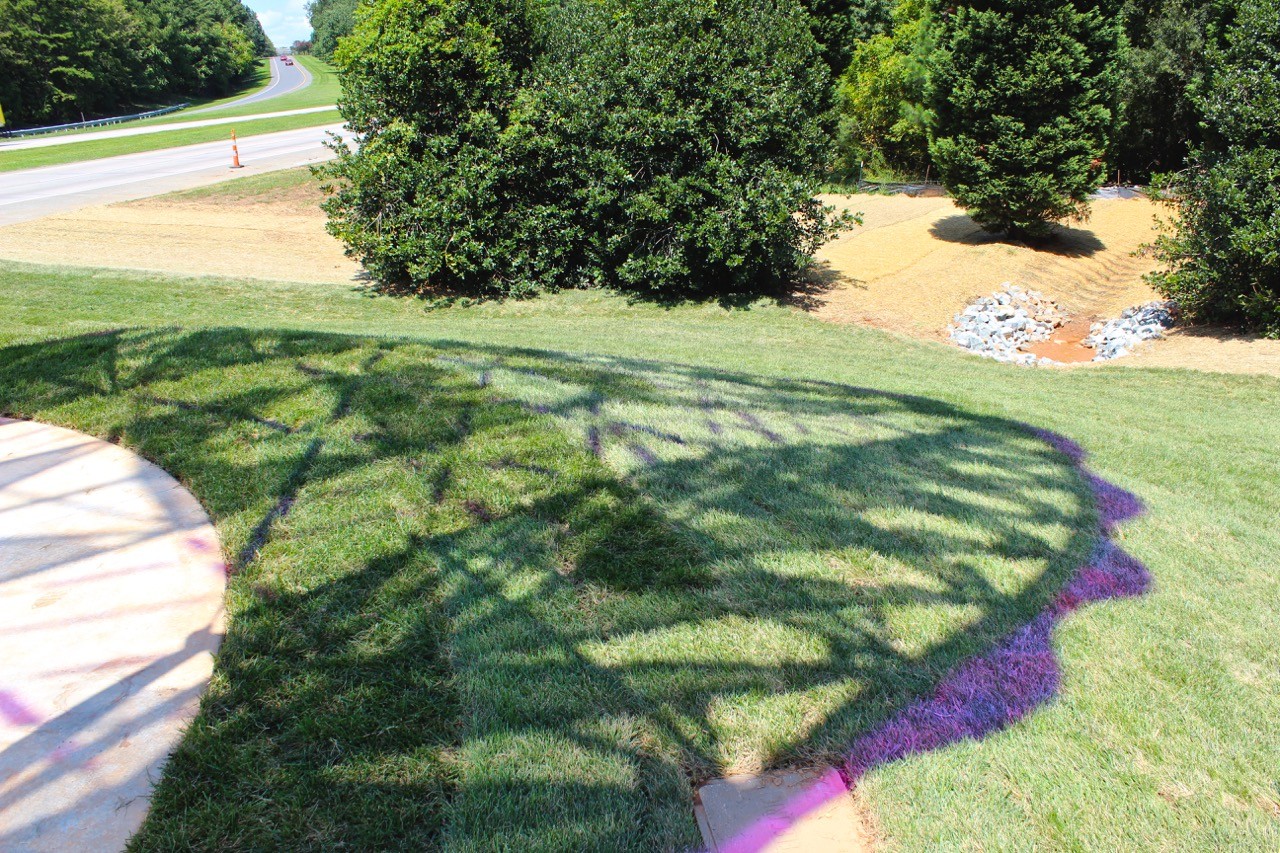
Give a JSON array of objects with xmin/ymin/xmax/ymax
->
[
  {"xmin": 1083, "ymin": 301, "xmax": 1177, "ymax": 360},
  {"xmin": 949, "ymin": 284, "xmax": 1066, "ymax": 365}
]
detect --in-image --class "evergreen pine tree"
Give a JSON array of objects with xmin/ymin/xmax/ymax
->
[{"xmin": 928, "ymin": 0, "xmax": 1121, "ymax": 238}]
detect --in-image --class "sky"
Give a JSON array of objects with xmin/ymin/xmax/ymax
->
[{"xmin": 244, "ymin": 0, "xmax": 312, "ymax": 50}]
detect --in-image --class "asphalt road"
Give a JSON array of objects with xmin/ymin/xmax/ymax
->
[
  {"xmin": 188, "ymin": 58, "xmax": 313, "ymax": 115},
  {"xmin": 0, "ymin": 124, "xmax": 344, "ymax": 226},
  {"xmin": 0, "ymin": 107, "xmax": 336, "ymax": 152}
]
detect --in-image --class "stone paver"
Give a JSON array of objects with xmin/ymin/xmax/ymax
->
[
  {"xmin": 0, "ymin": 418, "xmax": 225, "ymax": 851},
  {"xmin": 696, "ymin": 769, "xmax": 869, "ymax": 852}
]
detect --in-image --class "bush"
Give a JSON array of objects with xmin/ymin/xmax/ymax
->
[
  {"xmin": 927, "ymin": 0, "xmax": 1121, "ymax": 238},
  {"xmin": 321, "ymin": 0, "xmax": 845, "ymax": 300},
  {"xmin": 1149, "ymin": 0, "xmax": 1280, "ymax": 335},
  {"xmin": 507, "ymin": 0, "xmax": 844, "ymax": 300},
  {"xmin": 319, "ymin": 0, "xmax": 535, "ymax": 295}
]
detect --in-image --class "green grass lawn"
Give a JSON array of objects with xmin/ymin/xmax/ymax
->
[{"xmin": 1, "ymin": 259, "xmax": 1277, "ymax": 849}]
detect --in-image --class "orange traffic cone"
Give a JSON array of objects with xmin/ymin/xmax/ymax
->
[{"xmin": 231, "ymin": 130, "xmax": 244, "ymax": 169}]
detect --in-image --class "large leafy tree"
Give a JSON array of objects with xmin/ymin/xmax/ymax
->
[
  {"xmin": 0, "ymin": 0, "xmax": 155, "ymax": 124},
  {"xmin": 1149, "ymin": 0, "xmax": 1280, "ymax": 334},
  {"xmin": 927, "ymin": 0, "xmax": 1121, "ymax": 238},
  {"xmin": 307, "ymin": 0, "xmax": 358, "ymax": 60}
]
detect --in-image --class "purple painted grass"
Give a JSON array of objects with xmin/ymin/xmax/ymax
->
[
  {"xmin": 607, "ymin": 421, "xmax": 686, "ymax": 445},
  {"xmin": 1028, "ymin": 426, "xmax": 1087, "ymax": 464},
  {"xmin": 841, "ymin": 538, "xmax": 1149, "ymax": 783},
  {"xmin": 1085, "ymin": 472, "xmax": 1145, "ymax": 532},
  {"xmin": 714, "ymin": 428, "xmax": 1151, "ymax": 853},
  {"xmin": 736, "ymin": 411, "xmax": 784, "ymax": 444},
  {"xmin": 629, "ymin": 442, "xmax": 659, "ymax": 466}
]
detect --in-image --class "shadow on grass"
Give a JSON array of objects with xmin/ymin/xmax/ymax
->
[{"xmin": 0, "ymin": 328, "xmax": 1141, "ymax": 851}]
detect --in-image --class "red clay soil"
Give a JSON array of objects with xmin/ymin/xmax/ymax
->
[{"xmin": 1023, "ymin": 320, "xmax": 1098, "ymax": 363}]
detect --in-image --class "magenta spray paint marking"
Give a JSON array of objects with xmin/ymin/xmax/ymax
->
[
  {"xmin": 628, "ymin": 443, "xmax": 659, "ymax": 466},
  {"xmin": 0, "ymin": 690, "xmax": 42, "ymax": 727},
  {"xmin": 713, "ymin": 429, "xmax": 1151, "ymax": 853},
  {"xmin": 186, "ymin": 535, "xmax": 214, "ymax": 553},
  {"xmin": 715, "ymin": 769, "xmax": 849, "ymax": 853}
]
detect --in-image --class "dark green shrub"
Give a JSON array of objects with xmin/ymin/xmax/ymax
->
[
  {"xmin": 507, "ymin": 0, "xmax": 845, "ymax": 300},
  {"xmin": 321, "ymin": 0, "xmax": 846, "ymax": 301},
  {"xmin": 319, "ymin": 0, "xmax": 537, "ymax": 295},
  {"xmin": 1149, "ymin": 0, "xmax": 1280, "ymax": 335},
  {"xmin": 927, "ymin": 0, "xmax": 1121, "ymax": 238}
]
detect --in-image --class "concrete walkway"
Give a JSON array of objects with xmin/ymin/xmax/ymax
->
[{"xmin": 0, "ymin": 418, "xmax": 226, "ymax": 851}]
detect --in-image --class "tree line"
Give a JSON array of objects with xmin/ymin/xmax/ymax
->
[
  {"xmin": 316, "ymin": 0, "xmax": 1273, "ymax": 333},
  {"xmin": 0, "ymin": 0, "xmax": 275, "ymax": 128},
  {"xmin": 306, "ymin": 0, "xmax": 358, "ymax": 60}
]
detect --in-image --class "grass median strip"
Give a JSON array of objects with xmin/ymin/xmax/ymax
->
[
  {"xmin": 9, "ymin": 56, "xmax": 338, "ymax": 144},
  {"xmin": 0, "ymin": 108, "xmax": 341, "ymax": 174}
]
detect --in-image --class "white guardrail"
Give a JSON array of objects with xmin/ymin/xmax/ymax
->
[{"xmin": 1, "ymin": 104, "xmax": 191, "ymax": 139}]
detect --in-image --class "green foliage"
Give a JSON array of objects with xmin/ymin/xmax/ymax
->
[
  {"xmin": 797, "ymin": 0, "xmax": 895, "ymax": 74},
  {"xmin": 506, "ymin": 0, "xmax": 846, "ymax": 300},
  {"xmin": 320, "ymin": 0, "xmax": 533, "ymax": 294},
  {"xmin": 927, "ymin": 0, "xmax": 1121, "ymax": 237},
  {"xmin": 835, "ymin": 0, "xmax": 932, "ymax": 178},
  {"xmin": 307, "ymin": 0, "xmax": 358, "ymax": 60},
  {"xmin": 322, "ymin": 0, "xmax": 846, "ymax": 301},
  {"xmin": 0, "ymin": 0, "xmax": 273, "ymax": 126},
  {"xmin": 1112, "ymin": 0, "xmax": 1220, "ymax": 181},
  {"xmin": 1149, "ymin": 0, "xmax": 1280, "ymax": 335}
]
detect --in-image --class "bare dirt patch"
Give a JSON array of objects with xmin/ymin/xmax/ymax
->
[
  {"xmin": 811, "ymin": 193, "xmax": 1280, "ymax": 376},
  {"xmin": 0, "ymin": 187, "xmax": 358, "ymax": 285},
  {"xmin": 811, "ymin": 193, "xmax": 1162, "ymax": 339},
  {"xmin": 1117, "ymin": 326, "xmax": 1280, "ymax": 377}
]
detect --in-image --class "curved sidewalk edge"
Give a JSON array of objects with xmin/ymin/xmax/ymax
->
[{"xmin": 0, "ymin": 417, "xmax": 226, "ymax": 852}]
